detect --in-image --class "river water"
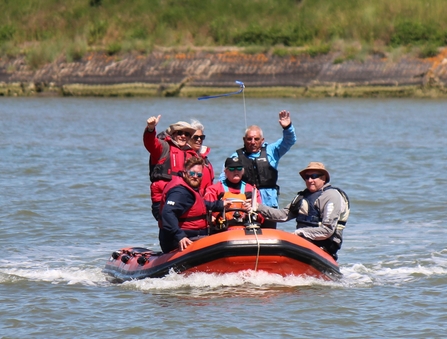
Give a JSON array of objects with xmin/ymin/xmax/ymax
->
[{"xmin": 1, "ymin": 97, "xmax": 446, "ymax": 338}]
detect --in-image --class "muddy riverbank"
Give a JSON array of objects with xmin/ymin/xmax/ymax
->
[{"xmin": 1, "ymin": 48, "xmax": 447, "ymax": 98}]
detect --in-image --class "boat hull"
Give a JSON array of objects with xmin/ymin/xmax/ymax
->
[{"xmin": 103, "ymin": 227, "xmax": 341, "ymax": 282}]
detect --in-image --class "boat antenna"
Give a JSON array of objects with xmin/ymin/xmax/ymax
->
[
  {"xmin": 240, "ymin": 81, "xmax": 247, "ymax": 128},
  {"xmin": 198, "ymin": 80, "xmax": 247, "ymax": 128}
]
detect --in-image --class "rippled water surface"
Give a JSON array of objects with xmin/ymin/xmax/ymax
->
[{"xmin": 1, "ymin": 97, "xmax": 447, "ymax": 338}]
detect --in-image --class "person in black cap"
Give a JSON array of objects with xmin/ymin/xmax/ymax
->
[{"xmin": 204, "ymin": 157, "xmax": 262, "ymax": 230}]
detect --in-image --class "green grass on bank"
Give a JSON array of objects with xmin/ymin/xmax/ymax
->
[{"xmin": 1, "ymin": 0, "xmax": 447, "ymax": 68}]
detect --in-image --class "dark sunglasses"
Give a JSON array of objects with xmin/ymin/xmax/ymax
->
[
  {"xmin": 192, "ymin": 135, "xmax": 206, "ymax": 141},
  {"xmin": 187, "ymin": 171, "xmax": 203, "ymax": 178},
  {"xmin": 228, "ymin": 166, "xmax": 243, "ymax": 172},
  {"xmin": 175, "ymin": 130, "xmax": 191, "ymax": 137},
  {"xmin": 304, "ymin": 173, "xmax": 323, "ymax": 180},
  {"xmin": 245, "ymin": 137, "xmax": 261, "ymax": 141}
]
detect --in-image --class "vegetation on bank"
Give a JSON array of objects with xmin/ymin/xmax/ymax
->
[
  {"xmin": 1, "ymin": 0, "xmax": 447, "ymax": 69},
  {"xmin": 2, "ymin": 82, "xmax": 447, "ymax": 99}
]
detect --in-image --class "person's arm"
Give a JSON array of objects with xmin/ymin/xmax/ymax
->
[
  {"xmin": 256, "ymin": 202, "xmax": 295, "ymax": 222},
  {"xmin": 318, "ymin": 189, "xmax": 343, "ymax": 230},
  {"xmin": 160, "ymin": 186, "xmax": 195, "ymax": 243},
  {"xmin": 204, "ymin": 199, "xmax": 225, "ymax": 212},
  {"xmin": 143, "ymin": 115, "xmax": 164, "ymax": 161},
  {"xmin": 266, "ymin": 111, "xmax": 297, "ymax": 167},
  {"xmin": 143, "ymin": 128, "xmax": 164, "ymax": 162}
]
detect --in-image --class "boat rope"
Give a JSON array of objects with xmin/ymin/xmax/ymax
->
[
  {"xmin": 246, "ymin": 213, "xmax": 261, "ymax": 271},
  {"xmin": 253, "ymin": 228, "xmax": 260, "ymax": 271},
  {"xmin": 244, "ymin": 223, "xmax": 261, "ymax": 271},
  {"xmin": 241, "ymin": 83, "xmax": 247, "ymax": 128},
  {"xmin": 246, "ymin": 187, "xmax": 261, "ymax": 271}
]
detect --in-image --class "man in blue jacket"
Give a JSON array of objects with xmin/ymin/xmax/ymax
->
[{"xmin": 219, "ymin": 110, "xmax": 296, "ymax": 228}]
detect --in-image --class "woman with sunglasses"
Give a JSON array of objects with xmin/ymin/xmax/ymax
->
[
  {"xmin": 144, "ymin": 115, "xmax": 198, "ymax": 221},
  {"xmin": 188, "ymin": 119, "xmax": 214, "ymax": 196},
  {"xmin": 247, "ymin": 162, "xmax": 350, "ymax": 260}
]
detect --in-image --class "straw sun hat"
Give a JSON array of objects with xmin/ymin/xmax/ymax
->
[
  {"xmin": 299, "ymin": 162, "xmax": 330, "ymax": 182},
  {"xmin": 167, "ymin": 121, "xmax": 196, "ymax": 136}
]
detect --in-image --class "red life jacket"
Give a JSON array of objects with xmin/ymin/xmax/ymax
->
[
  {"xmin": 210, "ymin": 181, "xmax": 249, "ymax": 229},
  {"xmin": 149, "ymin": 136, "xmax": 197, "ymax": 203},
  {"xmin": 159, "ymin": 176, "xmax": 208, "ymax": 230},
  {"xmin": 198, "ymin": 152, "xmax": 214, "ymax": 196},
  {"xmin": 150, "ymin": 136, "xmax": 197, "ymax": 182},
  {"xmin": 221, "ymin": 181, "xmax": 247, "ymax": 223}
]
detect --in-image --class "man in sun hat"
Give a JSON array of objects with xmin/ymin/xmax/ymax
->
[
  {"xmin": 204, "ymin": 156, "xmax": 262, "ymax": 231},
  {"xmin": 298, "ymin": 161, "xmax": 331, "ymax": 183},
  {"xmin": 143, "ymin": 115, "xmax": 198, "ymax": 221},
  {"xmin": 219, "ymin": 110, "xmax": 296, "ymax": 229},
  {"xmin": 248, "ymin": 161, "xmax": 350, "ymax": 260}
]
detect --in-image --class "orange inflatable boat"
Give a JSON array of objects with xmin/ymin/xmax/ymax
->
[{"xmin": 103, "ymin": 225, "xmax": 342, "ymax": 282}]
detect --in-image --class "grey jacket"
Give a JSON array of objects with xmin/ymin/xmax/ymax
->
[{"xmin": 256, "ymin": 183, "xmax": 348, "ymax": 242}]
